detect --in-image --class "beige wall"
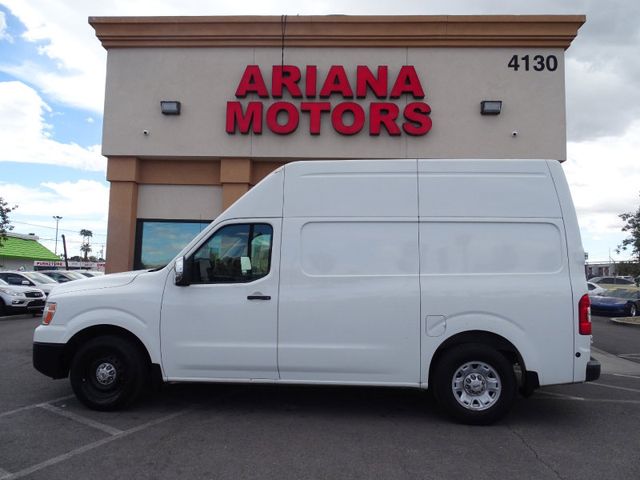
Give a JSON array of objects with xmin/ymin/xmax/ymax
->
[
  {"xmin": 103, "ymin": 47, "xmax": 566, "ymax": 161},
  {"xmin": 137, "ymin": 185, "xmax": 222, "ymax": 220},
  {"xmin": 94, "ymin": 15, "xmax": 584, "ymax": 272}
]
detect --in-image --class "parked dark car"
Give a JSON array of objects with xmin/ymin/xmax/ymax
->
[{"xmin": 590, "ymin": 288, "xmax": 640, "ymax": 317}]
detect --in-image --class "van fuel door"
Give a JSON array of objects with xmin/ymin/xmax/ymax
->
[{"xmin": 426, "ymin": 315, "xmax": 446, "ymax": 337}]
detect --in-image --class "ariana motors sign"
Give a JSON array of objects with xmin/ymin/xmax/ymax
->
[{"xmin": 226, "ymin": 65, "xmax": 432, "ymax": 137}]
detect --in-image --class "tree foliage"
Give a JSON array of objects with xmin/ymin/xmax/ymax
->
[
  {"xmin": 617, "ymin": 193, "xmax": 640, "ymax": 263},
  {"xmin": 0, "ymin": 197, "xmax": 17, "ymax": 247},
  {"xmin": 79, "ymin": 229, "xmax": 93, "ymax": 260}
]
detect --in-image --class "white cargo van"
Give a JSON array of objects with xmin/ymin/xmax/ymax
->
[{"xmin": 33, "ymin": 159, "xmax": 600, "ymax": 424}]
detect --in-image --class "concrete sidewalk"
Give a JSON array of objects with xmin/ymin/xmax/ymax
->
[{"xmin": 592, "ymin": 347, "xmax": 640, "ymax": 375}]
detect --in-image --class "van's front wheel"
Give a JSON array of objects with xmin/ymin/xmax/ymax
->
[
  {"xmin": 432, "ymin": 344, "xmax": 516, "ymax": 425},
  {"xmin": 70, "ymin": 335, "xmax": 147, "ymax": 411}
]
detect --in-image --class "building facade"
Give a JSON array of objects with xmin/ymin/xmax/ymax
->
[
  {"xmin": 0, "ymin": 233, "xmax": 60, "ymax": 271},
  {"xmin": 91, "ymin": 15, "xmax": 585, "ymax": 273}
]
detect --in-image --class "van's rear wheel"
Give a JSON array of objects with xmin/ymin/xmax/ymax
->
[
  {"xmin": 432, "ymin": 344, "xmax": 516, "ymax": 425},
  {"xmin": 70, "ymin": 335, "xmax": 147, "ymax": 411}
]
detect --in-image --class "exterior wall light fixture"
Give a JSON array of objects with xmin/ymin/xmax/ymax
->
[
  {"xmin": 480, "ymin": 100, "xmax": 502, "ymax": 115},
  {"xmin": 160, "ymin": 101, "xmax": 181, "ymax": 115}
]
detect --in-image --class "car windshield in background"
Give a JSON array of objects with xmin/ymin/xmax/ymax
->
[
  {"xmin": 66, "ymin": 271, "xmax": 89, "ymax": 280},
  {"xmin": 24, "ymin": 272, "xmax": 58, "ymax": 284}
]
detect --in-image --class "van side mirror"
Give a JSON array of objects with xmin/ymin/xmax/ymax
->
[{"xmin": 175, "ymin": 257, "xmax": 191, "ymax": 286}]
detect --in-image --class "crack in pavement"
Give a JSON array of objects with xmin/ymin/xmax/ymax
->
[{"xmin": 507, "ymin": 425, "xmax": 567, "ymax": 480}]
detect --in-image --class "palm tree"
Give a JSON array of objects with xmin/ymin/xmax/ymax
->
[{"xmin": 79, "ymin": 229, "xmax": 93, "ymax": 260}]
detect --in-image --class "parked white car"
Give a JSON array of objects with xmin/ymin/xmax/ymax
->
[
  {"xmin": 0, "ymin": 271, "xmax": 58, "ymax": 297},
  {"xmin": 0, "ymin": 278, "xmax": 46, "ymax": 316},
  {"xmin": 33, "ymin": 159, "xmax": 600, "ymax": 424}
]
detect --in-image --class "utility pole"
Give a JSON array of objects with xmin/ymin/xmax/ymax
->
[{"xmin": 53, "ymin": 215, "xmax": 62, "ymax": 255}]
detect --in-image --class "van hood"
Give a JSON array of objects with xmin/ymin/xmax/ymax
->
[{"xmin": 49, "ymin": 270, "xmax": 144, "ymax": 296}]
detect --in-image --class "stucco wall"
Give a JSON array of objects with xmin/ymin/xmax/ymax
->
[{"xmin": 102, "ymin": 47, "xmax": 566, "ymax": 161}]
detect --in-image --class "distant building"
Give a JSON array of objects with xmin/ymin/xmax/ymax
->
[{"xmin": 0, "ymin": 233, "xmax": 59, "ymax": 271}]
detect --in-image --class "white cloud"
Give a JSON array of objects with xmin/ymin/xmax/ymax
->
[
  {"xmin": 1, "ymin": 179, "xmax": 109, "ymax": 257},
  {"xmin": 564, "ymin": 120, "xmax": 640, "ymax": 239},
  {"xmin": 0, "ymin": 80, "xmax": 105, "ymax": 171},
  {"xmin": 0, "ymin": 10, "xmax": 13, "ymax": 42}
]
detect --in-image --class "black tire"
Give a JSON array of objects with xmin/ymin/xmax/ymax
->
[
  {"xmin": 0, "ymin": 299, "xmax": 5, "ymax": 316},
  {"xmin": 431, "ymin": 343, "xmax": 517, "ymax": 425},
  {"xmin": 70, "ymin": 335, "xmax": 148, "ymax": 411},
  {"xmin": 628, "ymin": 303, "xmax": 637, "ymax": 317}
]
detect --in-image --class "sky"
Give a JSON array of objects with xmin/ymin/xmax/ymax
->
[{"xmin": 0, "ymin": 0, "xmax": 639, "ymax": 262}]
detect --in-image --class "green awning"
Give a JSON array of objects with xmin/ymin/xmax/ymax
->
[{"xmin": 0, "ymin": 236, "xmax": 59, "ymax": 261}]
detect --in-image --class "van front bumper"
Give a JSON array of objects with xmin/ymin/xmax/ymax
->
[
  {"xmin": 33, "ymin": 342, "xmax": 68, "ymax": 379},
  {"xmin": 586, "ymin": 357, "xmax": 601, "ymax": 382}
]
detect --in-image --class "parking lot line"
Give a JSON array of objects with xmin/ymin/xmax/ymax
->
[
  {"xmin": 0, "ymin": 395, "xmax": 75, "ymax": 419},
  {"xmin": 612, "ymin": 373, "xmax": 640, "ymax": 380},
  {"xmin": 590, "ymin": 382, "xmax": 640, "ymax": 394},
  {"xmin": 536, "ymin": 391, "xmax": 640, "ymax": 405},
  {"xmin": 38, "ymin": 403, "xmax": 124, "ymax": 436},
  {"xmin": 0, "ymin": 409, "xmax": 190, "ymax": 480}
]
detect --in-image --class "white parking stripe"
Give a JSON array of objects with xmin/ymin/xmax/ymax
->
[
  {"xmin": 590, "ymin": 382, "xmax": 640, "ymax": 394},
  {"xmin": 0, "ymin": 396, "xmax": 75, "ymax": 419},
  {"xmin": 38, "ymin": 403, "xmax": 123, "ymax": 436},
  {"xmin": 612, "ymin": 373, "xmax": 640, "ymax": 380},
  {"xmin": 537, "ymin": 391, "xmax": 584, "ymax": 400},
  {"xmin": 0, "ymin": 410, "xmax": 189, "ymax": 480},
  {"xmin": 536, "ymin": 392, "xmax": 640, "ymax": 405}
]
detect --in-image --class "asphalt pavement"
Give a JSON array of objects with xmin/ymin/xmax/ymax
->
[{"xmin": 1, "ymin": 313, "xmax": 639, "ymax": 480}]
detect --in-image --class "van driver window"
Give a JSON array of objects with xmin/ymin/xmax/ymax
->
[{"xmin": 191, "ymin": 224, "xmax": 273, "ymax": 284}]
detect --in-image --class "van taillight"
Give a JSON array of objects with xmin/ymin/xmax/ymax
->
[{"xmin": 579, "ymin": 294, "xmax": 591, "ymax": 335}]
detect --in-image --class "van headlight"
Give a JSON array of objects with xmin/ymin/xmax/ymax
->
[{"xmin": 42, "ymin": 302, "xmax": 57, "ymax": 325}]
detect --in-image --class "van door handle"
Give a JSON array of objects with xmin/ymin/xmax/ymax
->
[{"xmin": 247, "ymin": 295, "xmax": 271, "ymax": 300}]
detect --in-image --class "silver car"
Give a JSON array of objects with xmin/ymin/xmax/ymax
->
[
  {"xmin": 0, "ymin": 278, "xmax": 46, "ymax": 316},
  {"xmin": 0, "ymin": 271, "xmax": 58, "ymax": 297}
]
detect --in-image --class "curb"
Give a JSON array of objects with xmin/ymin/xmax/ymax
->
[
  {"xmin": 609, "ymin": 317, "xmax": 640, "ymax": 327},
  {"xmin": 591, "ymin": 347, "xmax": 640, "ymax": 375}
]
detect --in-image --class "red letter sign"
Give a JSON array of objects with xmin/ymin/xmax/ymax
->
[
  {"xmin": 390, "ymin": 66, "xmax": 425, "ymax": 99},
  {"xmin": 266, "ymin": 102, "xmax": 299, "ymax": 134},
  {"xmin": 320, "ymin": 66, "xmax": 354, "ymax": 98},
  {"xmin": 272, "ymin": 66, "xmax": 303, "ymax": 98},
  {"xmin": 356, "ymin": 66, "xmax": 388, "ymax": 99},
  {"xmin": 235, "ymin": 66, "xmax": 269, "ymax": 98},
  {"xmin": 403, "ymin": 102, "xmax": 432, "ymax": 135},
  {"xmin": 226, "ymin": 102, "xmax": 263, "ymax": 134}
]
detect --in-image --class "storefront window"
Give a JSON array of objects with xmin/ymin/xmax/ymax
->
[{"xmin": 134, "ymin": 220, "xmax": 211, "ymax": 270}]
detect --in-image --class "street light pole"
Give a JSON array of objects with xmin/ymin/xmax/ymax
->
[{"xmin": 53, "ymin": 216, "xmax": 62, "ymax": 255}]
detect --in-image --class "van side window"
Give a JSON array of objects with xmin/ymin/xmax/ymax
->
[{"xmin": 191, "ymin": 223, "xmax": 273, "ymax": 284}]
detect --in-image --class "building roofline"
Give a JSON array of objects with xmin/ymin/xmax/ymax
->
[{"xmin": 89, "ymin": 14, "xmax": 586, "ymax": 50}]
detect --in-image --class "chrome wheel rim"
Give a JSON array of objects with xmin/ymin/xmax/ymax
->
[
  {"xmin": 452, "ymin": 361, "xmax": 502, "ymax": 411},
  {"xmin": 95, "ymin": 362, "xmax": 117, "ymax": 386}
]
